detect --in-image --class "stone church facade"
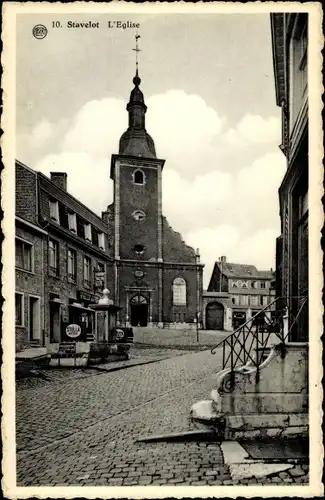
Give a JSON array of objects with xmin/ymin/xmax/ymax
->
[{"xmin": 102, "ymin": 71, "xmax": 204, "ymax": 328}]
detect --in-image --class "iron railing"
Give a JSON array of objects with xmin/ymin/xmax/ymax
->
[{"xmin": 211, "ymin": 296, "xmax": 308, "ymax": 385}]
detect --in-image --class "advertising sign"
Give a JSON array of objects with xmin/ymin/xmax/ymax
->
[
  {"xmin": 115, "ymin": 328, "xmax": 125, "ymax": 340},
  {"xmin": 95, "ymin": 271, "xmax": 105, "ymax": 288},
  {"xmin": 66, "ymin": 323, "xmax": 81, "ymax": 338}
]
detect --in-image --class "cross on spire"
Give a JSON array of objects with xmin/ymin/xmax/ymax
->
[{"xmin": 132, "ymin": 32, "xmax": 141, "ymax": 77}]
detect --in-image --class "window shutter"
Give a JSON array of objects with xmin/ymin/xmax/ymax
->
[
  {"xmin": 68, "ymin": 212, "xmax": 77, "ymax": 232},
  {"xmin": 84, "ymin": 223, "xmax": 92, "ymax": 242},
  {"xmin": 49, "ymin": 200, "xmax": 60, "ymax": 223},
  {"xmin": 98, "ymin": 233, "xmax": 105, "ymax": 250}
]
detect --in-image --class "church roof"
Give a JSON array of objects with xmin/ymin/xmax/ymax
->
[
  {"xmin": 119, "ymin": 129, "xmax": 156, "ymax": 158},
  {"xmin": 215, "ymin": 261, "xmax": 274, "ymax": 279}
]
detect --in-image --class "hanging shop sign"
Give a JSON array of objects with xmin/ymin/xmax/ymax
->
[
  {"xmin": 77, "ymin": 290, "xmax": 98, "ymax": 303},
  {"xmin": 95, "ymin": 271, "xmax": 105, "ymax": 289},
  {"xmin": 66, "ymin": 323, "xmax": 81, "ymax": 338},
  {"xmin": 61, "ymin": 305, "xmax": 69, "ymax": 323}
]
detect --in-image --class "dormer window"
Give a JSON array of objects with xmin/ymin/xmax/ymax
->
[
  {"xmin": 84, "ymin": 223, "xmax": 92, "ymax": 242},
  {"xmin": 49, "ymin": 199, "xmax": 60, "ymax": 223},
  {"xmin": 98, "ymin": 232, "xmax": 105, "ymax": 251},
  {"xmin": 133, "ymin": 169, "xmax": 145, "ymax": 185},
  {"xmin": 68, "ymin": 212, "xmax": 77, "ymax": 233}
]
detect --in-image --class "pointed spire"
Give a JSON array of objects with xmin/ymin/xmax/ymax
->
[
  {"xmin": 118, "ymin": 33, "xmax": 156, "ymax": 158},
  {"xmin": 133, "ymin": 32, "xmax": 141, "ymax": 83}
]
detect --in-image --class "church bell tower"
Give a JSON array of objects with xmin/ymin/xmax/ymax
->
[
  {"xmin": 106, "ymin": 34, "xmax": 203, "ymax": 329},
  {"xmin": 110, "ymin": 34, "xmax": 165, "ymax": 325}
]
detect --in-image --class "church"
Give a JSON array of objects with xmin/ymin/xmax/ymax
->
[{"xmin": 102, "ymin": 66, "xmax": 204, "ymax": 328}]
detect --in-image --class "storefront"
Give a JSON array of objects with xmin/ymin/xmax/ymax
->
[
  {"xmin": 232, "ymin": 311, "xmax": 246, "ymax": 330},
  {"xmin": 49, "ymin": 291, "xmax": 99, "ymax": 343}
]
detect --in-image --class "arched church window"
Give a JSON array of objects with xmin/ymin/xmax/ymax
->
[
  {"xmin": 173, "ymin": 277, "xmax": 186, "ymax": 306},
  {"xmin": 133, "ymin": 169, "xmax": 145, "ymax": 185}
]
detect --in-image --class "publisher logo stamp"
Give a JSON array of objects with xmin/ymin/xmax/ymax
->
[{"xmin": 32, "ymin": 24, "xmax": 48, "ymax": 39}]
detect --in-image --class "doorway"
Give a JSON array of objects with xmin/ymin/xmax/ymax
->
[
  {"xmin": 50, "ymin": 302, "xmax": 61, "ymax": 342},
  {"xmin": 130, "ymin": 295, "xmax": 148, "ymax": 327},
  {"xmin": 206, "ymin": 302, "xmax": 224, "ymax": 330},
  {"xmin": 29, "ymin": 296, "xmax": 40, "ymax": 341}
]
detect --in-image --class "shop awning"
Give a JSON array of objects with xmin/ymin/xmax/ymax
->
[
  {"xmin": 69, "ymin": 302, "xmax": 95, "ymax": 312},
  {"xmin": 50, "ymin": 298, "xmax": 65, "ymax": 305}
]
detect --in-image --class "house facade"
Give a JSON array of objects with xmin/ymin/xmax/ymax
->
[
  {"xmin": 206, "ymin": 256, "xmax": 275, "ymax": 330},
  {"xmin": 15, "ymin": 163, "xmax": 48, "ymax": 350},
  {"xmin": 271, "ymin": 12, "xmax": 308, "ymax": 341},
  {"xmin": 15, "ymin": 161, "xmax": 114, "ymax": 348}
]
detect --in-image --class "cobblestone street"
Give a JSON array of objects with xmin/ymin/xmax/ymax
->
[
  {"xmin": 17, "ymin": 347, "xmax": 231, "ymax": 486},
  {"xmin": 16, "ymin": 344, "xmax": 309, "ymax": 487}
]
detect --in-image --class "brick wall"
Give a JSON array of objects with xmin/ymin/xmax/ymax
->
[
  {"xmin": 15, "ymin": 224, "xmax": 46, "ymax": 349},
  {"xmin": 119, "ymin": 166, "xmax": 159, "ymax": 261},
  {"xmin": 162, "ymin": 217, "xmax": 196, "ymax": 263},
  {"xmin": 16, "ymin": 162, "xmax": 38, "ymax": 224},
  {"xmin": 162, "ymin": 266, "xmax": 198, "ymax": 323}
]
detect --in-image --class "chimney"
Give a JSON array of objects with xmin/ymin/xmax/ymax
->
[
  {"xmin": 195, "ymin": 248, "xmax": 200, "ymax": 263},
  {"xmin": 220, "ymin": 256, "xmax": 226, "ymax": 263},
  {"xmin": 50, "ymin": 172, "xmax": 67, "ymax": 191}
]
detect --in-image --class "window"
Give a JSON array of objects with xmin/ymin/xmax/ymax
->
[
  {"xmin": 260, "ymin": 282, "xmax": 266, "ymax": 289},
  {"xmin": 133, "ymin": 169, "xmax": 145, "ymax": 185},
  {"xmin": 49, "ymin": 200, "xmax": 60, "ymax": 223},
  {"xmin": 250, "ymin": 295, "xmax": 258, "ymax": 306},
  {"xmin": 132, "ymin": 210, "xmax": 146, "ymax": 221},
  {"xmin": 68, "ymin": 212, "xmax": 77, "ymax": 233},
  {"xmin": 240, "ymin": 295, "xmax": 249, "ymax": 306},
  {"xmin": 232, "ymin": 281, "xmax": 238, "ymax": 288},
  {"xmin": 262, "ymin": 296, "xmax": 269, "ymax": 306},
  {"xmin": 134, "ymin": 244, "xmax": 145, "ymax": 256},
  {"xmin": 289, "ymin": 14, "xmax": 308, "ymax": 129},
  {"xmin": 48, "ymin": 239, "xmax": 59, "ymax": 275},
  {"xmin": 58, "ymin": 204, "xmax": 68, "ymax": 229},
  {"xmin": 98, "ymin": 232, "xmax": 105, "ymax": 250},
  {"xmin": 173, "ymin": 277, "xmax": 186, "ymax": 306},
  {"xmin": 242, "ymin": 281, "xmax": 249, "ymax": 288},
  {"xmin": 15, "ymin": 239, "xmax": 33, "ymax": 271},
  {"xmin": 97, "ymin": 262, "xmax": 105, "ymax": 273},
  {"xmin": 83, "ymin": 256, "xmax": 91, "ymax": 287},
  {"xmin": 68, "ymin": 248, "xmax": 77, "ymax": 282},
  {"xmin": 251, "ymin": 281, "xmax": 258, "ymax": 289},
  {"xmin": 77, "ymin": 216, "xmax": 85, "ymax": 239},
  {"xmin": 232, "ymin": 295, "xmax": 240, "ymax": 306},
  {"xmin": 15, "ymin": 293, "xmax": 24, "ymax": 326},
  {"xmin": 259, "ymin": 295, "xmax": 263, "ymax": 306},
  {"xmin": 84, "ymin": 223, "xmax": 92, "ymax": 242}
]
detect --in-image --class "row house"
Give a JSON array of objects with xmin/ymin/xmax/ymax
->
[
  {"xmin": 205, "ymin": 256, "xmax": 275, "ymax": 330},
  {"xmin": 15, "ymin": 161, "xmax": 113, "ymax": 348},
  {"xmin": 271, "ymin": 13, "xmax": 308, "ymax": 342}
]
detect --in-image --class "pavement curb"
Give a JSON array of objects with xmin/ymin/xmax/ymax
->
[{"xmin": 90, "ymin": 355, "xmax": 181, "ymax": 373}]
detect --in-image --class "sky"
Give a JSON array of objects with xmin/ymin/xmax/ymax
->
[{"xmin": 16, "ymin": 12, "xmax": 286, "ymax": 287}]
